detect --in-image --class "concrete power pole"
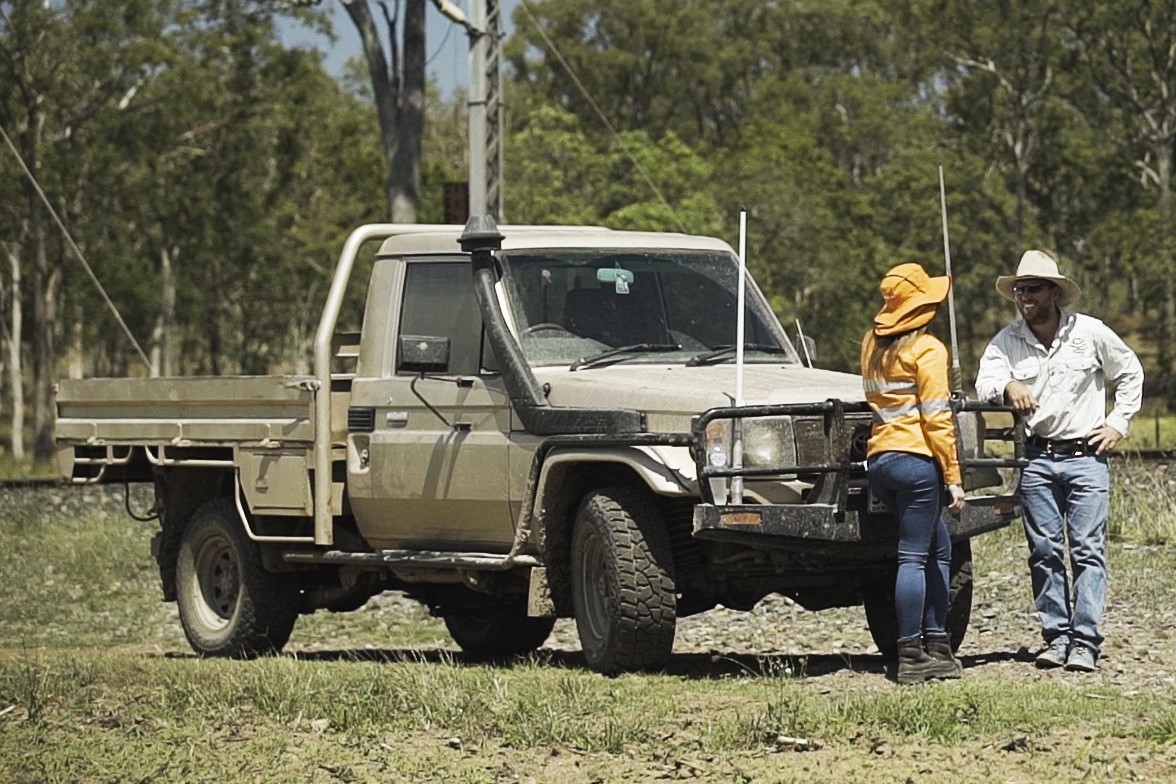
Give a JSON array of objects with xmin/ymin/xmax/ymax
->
[{"xmin": 467, "ymin": 0, "xmax": 504, "ymax": 221}]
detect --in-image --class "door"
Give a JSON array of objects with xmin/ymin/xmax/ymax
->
[{"xmin": 349, "ymin": 258, "xmax": 514, "ymax": 552}]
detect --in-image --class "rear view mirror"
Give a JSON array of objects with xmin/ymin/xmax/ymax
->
[
  {"xmin": 596, "ymin": 266, "xmax": 634, "ymax": 293},
  {"xmin": 398, "ymin": 335, "xmax": 451, "ymax": 374}
]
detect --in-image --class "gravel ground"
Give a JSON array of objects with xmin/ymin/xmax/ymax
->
[
  {"xmin": 22, "ymin": 480, "xmax": 1176, "ymax": 688},
  {"xmin": 351, "ymin": 520, "xmax": 1176, "ymax": 691}
]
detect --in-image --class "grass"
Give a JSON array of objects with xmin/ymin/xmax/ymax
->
[
  {"xmin": 3, "ymin": 648, "xmax": 1174, "ymax": 782},
  {"xmin": 1122, "ymin": 408, "xmax": 1176, "ymax": 451},
  {"xmin": 1110, "ymin": 460, "xmax": 1176, "ymax": 544},
  {"xmin": 3, "ymin": 481, "xmax": 1176, "ymax": 782}
]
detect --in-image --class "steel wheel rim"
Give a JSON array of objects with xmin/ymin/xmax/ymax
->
[
  {"xmin": 191, "ymin": 534, "xmax": 240, "ymax": 631},
  {"xmin": 576, "ymin": 528, "xmax": 609, "ymax": 642}
]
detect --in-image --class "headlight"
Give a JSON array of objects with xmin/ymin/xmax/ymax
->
[
  {"xmin": 704, "ymin": 416, "xmax": 798, "ymax": 470},
  {"xmin": 741, "ymin": 416, "xmax": 798, "ymax": 468}
]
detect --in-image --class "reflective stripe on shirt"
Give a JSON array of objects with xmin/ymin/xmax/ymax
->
[
  {"xmin": 863, "ymin": 378, "xmax": 918, "ymax": 395},
  {"xmin": 872, "ymin": 397, "xmax": 953, "ymax": 422}
]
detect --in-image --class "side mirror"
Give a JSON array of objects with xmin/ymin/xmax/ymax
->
[{"xmin": 398, "ymin": 335, "xmax": 451, "ymax": 374}]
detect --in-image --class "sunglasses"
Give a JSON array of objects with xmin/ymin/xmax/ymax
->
[{"xmin": 1012, "ymin": 282, "xmax": 1051, "ymax": 295}]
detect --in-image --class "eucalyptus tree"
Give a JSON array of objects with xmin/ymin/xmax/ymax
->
[
  {"xmin": 914, "ymin": 0, "xmax": 1069, "ymax": 251},
  {"xmin": 507, "ymin": 0, "xmax": 778, "ymax": 146},
  {"xmin": 284, "ymin": 0, "xmax": 479, "ymax": 223},
  {"xmin": 1065, "ymin": 0, "xmax": 1176, "ymax": 403},
  {"xmin": 0, "ymin": 0, "xmax": 175, "ymax": 458},
  {"xmin": 129, "ymin": 1, "xmax": 380, "ymax": 376}
]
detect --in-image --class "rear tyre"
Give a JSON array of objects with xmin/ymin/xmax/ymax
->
[
  {"xmin": 441, "ymin": 587, "xmax": 555, "ymax": 660},
  {"xmin": 863, "ymin": 538, "xmax": 973, "ymax": 660},
  {"xmin": 176, "ymin": 498, "xmax": 298, "ymax": 657},
  {"xmin": 571, "ymin": 487, "xmax": 677, "ymax": 674}
]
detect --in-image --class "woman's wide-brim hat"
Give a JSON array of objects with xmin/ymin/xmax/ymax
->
[
  {"xmin": 873, "ymin": 262, "xmax": 951, "ymax": 337},
  {"xmin": 995, "ymin": 250, "xmax": 1081, "ymax": 306}
]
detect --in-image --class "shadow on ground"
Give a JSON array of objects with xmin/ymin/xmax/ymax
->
[{"xmin": 161, "ymin": 645, "xmax": 1031, "ymax": 679}]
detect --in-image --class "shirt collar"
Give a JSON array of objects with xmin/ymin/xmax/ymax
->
[{"xmin": 1012, "ymin": 308, "xmax": 1074, "ymax": 348}]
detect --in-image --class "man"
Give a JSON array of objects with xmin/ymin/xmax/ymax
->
[{"xmin": 975, "ymin": 250, "xmax": 1143, "ymax": 673}]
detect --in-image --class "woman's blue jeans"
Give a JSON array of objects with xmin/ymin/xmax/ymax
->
[{"xmin": 868, "ymin": 451, "xmax": 952, "ymax": 643}]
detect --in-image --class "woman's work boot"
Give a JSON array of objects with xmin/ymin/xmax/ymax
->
[
  {"xmin": 896, "ymin": 638, "xmax": 961, "ymax": 684},
  {"xmin": 923, "ymin": 632, "xmax": 963, "ymax": 677}
]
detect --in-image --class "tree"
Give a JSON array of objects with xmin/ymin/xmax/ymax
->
[
  {"xmin": 1067, "ymin": 0, "xmax": 1176, "ymax": 403},
  {"xmin": 508, "ymin": 0, "xmax": 779, "ymax": 146},
  {"xmin": 918, "ymin": 0, "xmax": 1067, "ymax": 250},
  {"xmin": 339, "ymin": 0, "xmax": 427, "ymax": 221},
  {"xmin": 0, "ymin": 0, "xmax": 173, "ymax": 458}
]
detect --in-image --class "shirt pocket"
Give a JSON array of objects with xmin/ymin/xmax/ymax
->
[
  {"xmin": 1011, "ymin": 357, "xmax": 1041, "ymax": 383},
  {"xmin": 1058, "ymin": 353, "xmax": 1097, "ymax": 392}
]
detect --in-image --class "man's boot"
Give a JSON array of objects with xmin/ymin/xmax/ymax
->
[
  {"xmin": 923, "ymin": 632, "xmax": 963, "ymax": 677},
  {"xmin": 896, "ymin": 637, "xmax": 961, "ymax": 684}
]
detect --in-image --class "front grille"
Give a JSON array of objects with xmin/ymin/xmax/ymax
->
[
  {"xmin": 793, "ymin": 417, "xmax": 827, "ymax": 465},
  {"xmin": 793, "ymin": 414, "xmax": 872, "ymax": 464}
]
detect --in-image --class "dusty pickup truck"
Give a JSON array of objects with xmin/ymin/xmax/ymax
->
[{"xmin": 55, "ymin": 217, "xmax": 1025, "ymax": 673}]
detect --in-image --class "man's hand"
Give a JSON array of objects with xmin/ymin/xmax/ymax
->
[
  {"xmin": 1087, "ymin": 425, "xmax": 1124, "ymax": 455},
  {"xmin": 946, "ymin": 483, "xmax": 966, "ymax": 515},
  {"xmin": 1003, "ymin": 380, "xmax": 1038, "ymax": 413}
]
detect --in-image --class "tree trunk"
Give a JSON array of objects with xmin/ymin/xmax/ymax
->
[
  {"xmin": 342, "ymin": 0, "xmax": 426, "ymax": 223},
  {"xmin": 150, "ymin": 245, "xmax": 176, "ymax": 377},
  {"xmin": 4, "ymin": 243, "xmax": 24, "ymax": 462},
  {"xmin": 20, "ymin": 110, "xmax": 61, "ymax": 461},
  {"xmin": 1156, "ymin": 144, "xmax": 1174, "ymax": 407},
  {"xmin": 31, "ymin": 223, "xmax": 61, "ymax": 460}
]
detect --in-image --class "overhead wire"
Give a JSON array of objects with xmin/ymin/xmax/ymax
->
[
  {"xmin": 0, "ymin": 121, "xmax": 153, "ymax": 372},
  {"xmin": 517, "ymin": 0, "xmax": 687, "ymax": 233}
]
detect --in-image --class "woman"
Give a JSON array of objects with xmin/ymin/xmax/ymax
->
[{"xmin": 861, "ymin": 262, "xmax": 966, "ymax": 684}]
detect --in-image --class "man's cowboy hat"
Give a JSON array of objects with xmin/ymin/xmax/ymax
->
[
  {"xmin": 873, "ymin": 262, "xmax": 951, "ymax": 336},
  {"xmin": 995, "ymin": 250, "xmax": 1082, "ymax": 307}
]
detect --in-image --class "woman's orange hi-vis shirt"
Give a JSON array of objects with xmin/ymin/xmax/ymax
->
[{"xmin": 860, "ymin": 331, "xmax": 962, "ymax": 486}]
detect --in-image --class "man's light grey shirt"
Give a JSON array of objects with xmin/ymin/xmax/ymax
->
[{"xmin": 975, "ymin": 310, "xmax": 1144, "ymax": 440}]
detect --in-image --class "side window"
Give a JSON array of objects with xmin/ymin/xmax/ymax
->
[{"xmin": 399, "ymin": 262, "xmax": 484, "ymax": 375}]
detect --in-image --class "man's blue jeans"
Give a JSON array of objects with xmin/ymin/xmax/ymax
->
[
  {"xmin": 868, "ymin": 451, "xmax": 952, "ymax": 643},
  {"xmin": 1020, "ymin": 447, "xmax": 1110, "ymax": 654}
]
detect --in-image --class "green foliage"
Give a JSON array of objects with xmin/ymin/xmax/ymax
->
[{"xmin": 3, "ymin": 0, "xmax": 1175, "ymax": 438}]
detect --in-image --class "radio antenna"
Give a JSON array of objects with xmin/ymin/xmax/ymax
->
[{"xmin": 938, "ymin": 165, "xmax": 963, "ymax": 394}]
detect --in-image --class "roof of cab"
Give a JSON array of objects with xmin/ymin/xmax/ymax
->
[{"xmin": 374, "ymin": 224, "xmax": 735, "ymax": 256}]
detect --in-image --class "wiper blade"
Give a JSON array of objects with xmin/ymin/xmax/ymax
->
[
  {"xmin": 686, "ymin": 343, "xmax": 791, "ymax": 367},
  {"xmin": 570, "ymin": 343, "xmax": 683, "ymax": 371}
]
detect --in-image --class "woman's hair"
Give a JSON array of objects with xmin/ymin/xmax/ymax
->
[{"xmin": 863, "ymin": 325, "xmax": 929, "ymax": 380}]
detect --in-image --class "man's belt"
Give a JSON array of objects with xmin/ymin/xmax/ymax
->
[{"xmin": 1027, "ymin": 434, "xmax": 1092, "ymax": 456}]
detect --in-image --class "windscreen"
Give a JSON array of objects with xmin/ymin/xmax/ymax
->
[{"xmin": 499, "ymin": 249, "xmax": 799, "ymax": 367}]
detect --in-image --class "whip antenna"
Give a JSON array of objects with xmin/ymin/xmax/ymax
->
[
  {"xmin": 731, "ymin": 207, "xmax": 748, "ymax": 504},
  {"xmin": 938, "ymin": 165, "xmax": 963, "ymax": 394}
]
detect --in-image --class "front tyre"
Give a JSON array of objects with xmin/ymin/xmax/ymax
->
[
  {"xmin": 175, "ymin": 498, "xmax": 298, "ymax": 657},
  {"xmin": 571, "ymin": 487, "xmax": 677, "ymax": 674},
  {"xmin": 863, "ymin": 538, "xmax": 974, "ymax": 660}
]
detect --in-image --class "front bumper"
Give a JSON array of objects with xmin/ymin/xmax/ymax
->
[{"xmin": 693, "ymin": 493, "xmax": 1022, "ymax": 549}]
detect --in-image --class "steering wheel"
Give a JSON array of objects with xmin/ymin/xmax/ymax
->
[{"xmin": 521, "ymin": 322, "xmax": 574, "ymax": 337}]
